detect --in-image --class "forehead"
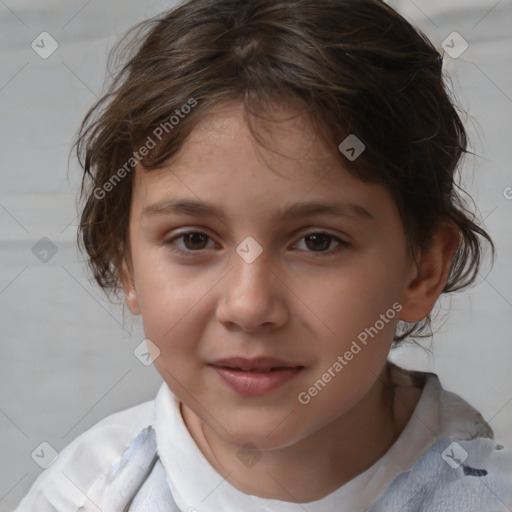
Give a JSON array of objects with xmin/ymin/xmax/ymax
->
[
  {"xmin": 130, "ymin": 100, "xmax": 396, "ymax": 226},
  {"xmin": 173, "ymin": 100, "xmax": 335, "ymax": 172},
  {"xmin": 135, "ymin": 101, "xmax": 342, "ymax": 191}
]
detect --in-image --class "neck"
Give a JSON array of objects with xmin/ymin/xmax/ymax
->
[{"xmin": 181, "ymin": 362, "xmax": 421, "ymax": 503}]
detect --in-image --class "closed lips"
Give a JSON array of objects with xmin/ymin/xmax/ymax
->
[
  {"xmin": 218, "ymin": 366, "xmax": 297, "ymax": 373},
  {"xmin": 211, "ymin": 358, "xmax": 304, "ymax": 395},
  {"xmin": 210, "ymin": 357, "xmax": 304, "ymax": 372}
]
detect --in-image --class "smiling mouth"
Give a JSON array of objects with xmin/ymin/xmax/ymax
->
[
  {"xmin": 209, "ymin": 358, "xmax": 304, "ymax": 395},
  {"xmin": 210, "ymin": 356, "xmax": 303, "ymax": 371},
  {"xmin": 217, "ymin": 366, "xmax": 298, "ymax": 373}
]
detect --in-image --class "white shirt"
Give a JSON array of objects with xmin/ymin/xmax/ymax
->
[{"xmin": 13, "ymin": 366, "xmax": 494, "ymax": 511}]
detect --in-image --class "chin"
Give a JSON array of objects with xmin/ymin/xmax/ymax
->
[{"xmin": 218, "ymin": 414, "xmax": 313, "ymax": 451}]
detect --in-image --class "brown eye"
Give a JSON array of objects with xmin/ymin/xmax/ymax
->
[
  {"xmin": 294, "ymin": 232, "xmax": 348, "ymax": 257},
  {"xmin": 182, "ymin": 232, "xmax": 209, "ymax": 250},
  {"xmin": 304, "ymin": 233, "xmax": 332, "ymax": 252},
  {"xmin": 166, "ymin": 231, "xmax": 215, "ymax": 255}
]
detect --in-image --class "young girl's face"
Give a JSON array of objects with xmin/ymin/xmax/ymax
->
[{"xmin": 123, "ymin": 101, "xmax": 417, "ymax": 450}]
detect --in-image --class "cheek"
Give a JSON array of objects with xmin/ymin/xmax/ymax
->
[
  {"xmin": 295, "ymin": 283, "xmax": 399, "ymax": 429},
  {"xmin": 133, "ymin": 256, "xmax": 209, "ymax": 358},
  {"xmin": 349, "ymin": 241, "xmax": 410, "ymax": 313},
  {"xmin": 302, "ymin": 254, "xmax": 404, "ymax": 335},
  {"xmin": 295, "ymin": 251, "xmax": 404, "ymax": 391}
]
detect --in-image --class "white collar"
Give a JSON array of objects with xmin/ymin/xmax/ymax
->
[{"xmin": 153, "ymin": 369, "xmax": 492, "ymax": 512}]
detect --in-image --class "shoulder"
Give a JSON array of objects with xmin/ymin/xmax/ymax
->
[
  {"xmin": 369, "ymin": 436, "xmax": 512, "ymax": 511},
  {"xmin": 13, "ymin": 397, "xmax": 156, "ymax": 512},
  {"xmin": 389, "ymin": 362, "xmax": 494, "ymax": 439}
]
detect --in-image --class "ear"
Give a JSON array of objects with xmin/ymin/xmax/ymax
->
[
  {"xmin": 120, "ymin": 258, "xmax": 140, "ymax": 315},
  {"xmin": 400, "ymin": 222, "xmax": 459, "ymax": 323}
]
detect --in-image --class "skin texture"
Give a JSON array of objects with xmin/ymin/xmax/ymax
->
[{"xmin": 121, "ymin": 101, "xmax": 458, "ymax": 502}]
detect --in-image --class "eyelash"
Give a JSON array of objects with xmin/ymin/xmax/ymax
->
[{"xmin": 165, "ymin": 231, "xmax": 349, "ymax": 258}]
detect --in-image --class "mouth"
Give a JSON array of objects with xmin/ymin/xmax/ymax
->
[
  {"xmin": 218, "ymin": 367, "xmax": 288, "ymax": 373},
  {"xmin": 211, "ymin": 356, "xmax": 303, "ymax": 371},
  {"xmin": 209, "ymin": 357, "xmax": 304, "ymax": 395}
]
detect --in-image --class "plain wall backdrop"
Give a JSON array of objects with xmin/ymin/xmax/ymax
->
[{"xmin": 0, "ymin": 0, "xmax": 511, "ymax": 509}]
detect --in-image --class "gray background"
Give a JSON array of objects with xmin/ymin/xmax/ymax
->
[{"xmin": 0, "ymin": 0, "xmax": 511, "ymax": 509}]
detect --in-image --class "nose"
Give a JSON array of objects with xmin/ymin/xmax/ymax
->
[{"xmin": 215, "ymin": 251, "xmax": 289, "ymax": 333}]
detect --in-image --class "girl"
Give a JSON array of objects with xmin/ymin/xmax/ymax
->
[{"xmin": 14, "ymin": 0, "xmax": 512, "ymax": 510}]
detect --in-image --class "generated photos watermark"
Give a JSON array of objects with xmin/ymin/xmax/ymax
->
[
  {"xmin": 297, "ymin": 301, "xmax": 402, "ymax": 405},
  {"xmin": 93, "ymin": 98, "xmax": 198, "ymax": 200}
]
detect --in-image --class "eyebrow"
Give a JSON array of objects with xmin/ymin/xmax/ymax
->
[{"xmin": 142, "ymin": 198, "xmax": 374, "ymax": 223}]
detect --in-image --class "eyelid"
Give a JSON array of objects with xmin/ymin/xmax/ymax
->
[
  {"xmin": 291, "ymin": 231, "xmax": 349, "ymax": 257},
  {"xmin": 294, "ymin": 227, "xmax": 350, "ymax": 243},
  {"xmin": 165, "ymin": 229, "xmax": 218, "ymax": 253}
]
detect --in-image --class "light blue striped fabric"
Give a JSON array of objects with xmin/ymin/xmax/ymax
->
[
  {"xmin": 367, "ymin": 436, "xmax": 512, "ymax": 511},
  {"xmin": 84, "ymin": 426, "xmax": 179, "ymax": 511}
]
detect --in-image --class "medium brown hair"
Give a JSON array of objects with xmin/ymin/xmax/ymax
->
[{"xmin": 75, "ymin": 0, "xmax": 494, "ymax": 343}]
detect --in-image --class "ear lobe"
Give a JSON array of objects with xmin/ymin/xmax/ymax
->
[
  {"xmin": 120, "ymin": 259, "xmax": 140, "ymax": 315},
  {"xmin": 400, "ymin": 223, "xmax": 459, "ymax": 323}
]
